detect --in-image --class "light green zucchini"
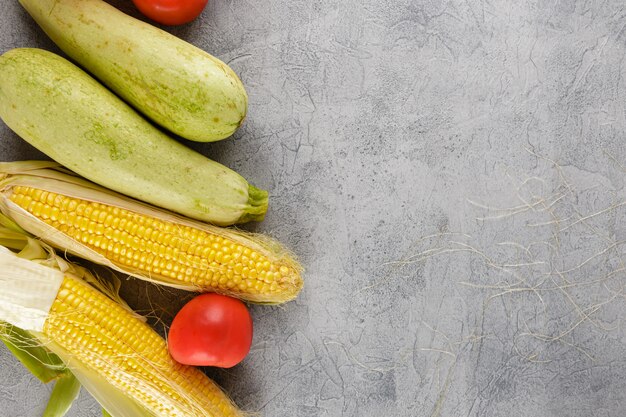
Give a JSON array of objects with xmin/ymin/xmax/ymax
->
[
  {"xmin": 19, "ymin": 0, "xmax": 247, "ymax": 143},
  {"xmin": 0, "ymin": 48, "xmax": 267, "ymax": 226}
]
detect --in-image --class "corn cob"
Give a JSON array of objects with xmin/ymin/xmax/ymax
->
[
  {"xmin": 48, "ymin": 276, "xmax": 240, "ymax": 417},
  {"xmin": 0, "ymin": 161, "xmax": 303, "ymax": 304},
  {"xmin": 0, "ymin": 242, "xmax": 243, "ymax": 417}
]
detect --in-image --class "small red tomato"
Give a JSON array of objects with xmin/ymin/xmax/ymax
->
[
  {"xmin": 168, "ymin": 293, "xmax": 253, "ymax": 368},
  {"xmin": 132, "ymin": 0, "xmax": 209, "ymax": 26}
]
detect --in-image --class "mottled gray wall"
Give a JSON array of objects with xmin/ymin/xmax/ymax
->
[{"xmin": 2, "ymin": 0, "xmax": 626, "ymax": 416}]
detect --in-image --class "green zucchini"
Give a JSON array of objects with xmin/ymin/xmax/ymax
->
[
  {"xmin": 19, "ymin": 0, "xmax": 247, "ymax": 143},
  {"xmin": 0, "ymin": 48, "xmax": 267, "ymax": 226}
]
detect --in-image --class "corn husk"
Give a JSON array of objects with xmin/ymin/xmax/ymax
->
[{"xmin": 0, "ymin": 245, "xmax": 63, "ymax": 331}]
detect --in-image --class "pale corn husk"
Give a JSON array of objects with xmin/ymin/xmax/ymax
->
[
  {"xmin": 0, "ymin": 245, "xmax": 63, "ymax": 332},
  {"xmin": 0, "ymin": 161, "xmax": 303, "ymax": 303}
]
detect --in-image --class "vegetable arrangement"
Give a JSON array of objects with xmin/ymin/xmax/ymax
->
[{"xmin": 0, "ymin": 0, "xmax": 303, "ymax": 416}]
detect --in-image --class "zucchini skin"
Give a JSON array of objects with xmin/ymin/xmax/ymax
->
[
  {"xmin": 0, "ymin": 48, "xmax": 267, "ymax": 226},
  {"xmin": 19, "ymin": 0, "xmax": 248, "ymax": 143}
]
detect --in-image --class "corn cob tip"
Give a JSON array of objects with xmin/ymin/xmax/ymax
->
[
  {"xmin": 245, "ymin": 246, "xmax": 303, "ymax": 304},
  {"xmin": 249, "ymin": 258, "xmax": 303, "ymax": 305}
]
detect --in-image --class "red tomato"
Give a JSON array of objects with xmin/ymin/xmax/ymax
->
[
  {"xmin": 132, "ymin": 0, "xmax": 209, "ymax": 26},
  {"xmin": 168, "ymin": 293, "xmax": 253, "ymax": 368}
]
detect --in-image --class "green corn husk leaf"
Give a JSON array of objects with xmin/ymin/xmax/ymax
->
[
  {"xmin": 0, "ymin": 160, "xmax": 304, "ymax": 304},
  {"xmin": 0, "ymin": 212, "xmax": 29, "ymax": 250},
  {"xmin": 0, "ymin": 321, "xmax": 81, "ymax": 417},
  {"xmin": 0, "ymin": 321, "xmax": 65, "ymax": 383},
  {"xmin": 43, "ymin": 373, "xmax": 81, "ymax": 417}
]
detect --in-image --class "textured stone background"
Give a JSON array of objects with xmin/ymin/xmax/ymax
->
[{"xmin": 2, "ymin": 0, "xmax": 626, "ymax": 416}]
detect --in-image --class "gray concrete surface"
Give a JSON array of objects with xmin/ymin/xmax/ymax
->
[{"xmin": 2, "ymin": 0, "xmax": 626, "ymax": 416}]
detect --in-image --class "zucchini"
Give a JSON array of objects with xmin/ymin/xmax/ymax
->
[
  {"xmin": 0, "ymin": 48, "xmax": 267, "ymax": 226},
  {"xmin": 19, "ymin": 0, "xmax": 248, "ymax": 143}
]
